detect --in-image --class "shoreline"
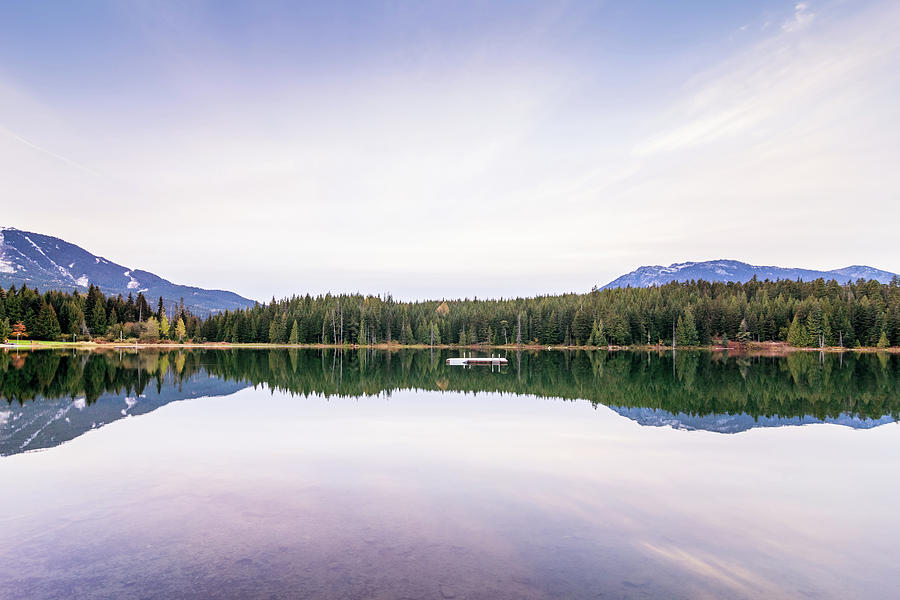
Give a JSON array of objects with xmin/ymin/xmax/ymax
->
[{"xmin": 2, "ymin": 340, "xmax": 898, "ymax": 355}]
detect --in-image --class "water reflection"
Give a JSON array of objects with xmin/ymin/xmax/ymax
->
[
  {"xmin": 2, "ymin": 349, "xmax": 899, "ymax": 599},
  {"xmin": 2, "ymin": 348, "xmax": 898, "ymax": 456}
]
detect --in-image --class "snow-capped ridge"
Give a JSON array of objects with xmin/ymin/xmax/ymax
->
[
  {"xmin": 602, "ymin": 259, "xmax": 899, "ymax": 289},
  {"xmin": 0, "ymin": 226, "xmax": 256, "ymax": 315}
]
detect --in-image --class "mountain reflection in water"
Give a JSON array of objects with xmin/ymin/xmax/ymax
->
[{"xmin": 2, "ymin": 348, "xmax": 897, "ymax": 456}]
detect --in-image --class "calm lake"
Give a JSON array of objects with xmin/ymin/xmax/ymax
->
[{"xmin": 2, "ymin": 348, "xmax": 899, "ymax": 599}]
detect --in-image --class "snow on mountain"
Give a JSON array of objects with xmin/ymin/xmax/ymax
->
[
  {"xmin": 602, "ymin": 259, "xmax": 899, "ymax": 289},
  {"xmin": 0, "ymin": 227, "xmax": 256, "ymax": 315},
  {"xmin": 0, "ymin": 232, "xmax": 15, "ymax": 274}
]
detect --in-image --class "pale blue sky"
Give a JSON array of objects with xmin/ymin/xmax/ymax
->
[{"xmin": 2, "ymin": 1, "xmax": 898, "ymax": 300}]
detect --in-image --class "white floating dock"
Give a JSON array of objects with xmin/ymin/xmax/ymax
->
[{"xmin": 447, "ymin": 356, "xmax": 508, "ymax": 366}]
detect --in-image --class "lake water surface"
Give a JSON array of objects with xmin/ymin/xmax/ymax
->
[{"xmin": 2, "ymin": 349, "xmax": 899, "ymax": 599}]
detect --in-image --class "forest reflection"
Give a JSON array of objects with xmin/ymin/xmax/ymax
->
[{"xmin": 2, "ymin": 348, "xmax": 898, "ymax": 421}]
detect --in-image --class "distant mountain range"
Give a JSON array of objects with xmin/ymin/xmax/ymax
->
[
  {"xmin": 602, "ymin": 259, "xmax": 899, "ymax": 289},
  {"xmin": 0, "ymin": 227, "xmax": 256, "ymax": 315},
  {"xmin": 5, "ymin": 227, "xmax": 897, "ymax": 314}
]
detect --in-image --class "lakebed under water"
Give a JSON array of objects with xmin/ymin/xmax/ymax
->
[{"xmin": 1, "ymin": 349, "xmax": 898, "ymax": 599}]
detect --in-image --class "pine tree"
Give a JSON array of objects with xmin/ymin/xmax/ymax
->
[
  {"xmin": 136, "ymin": 293, "xmax": 150, "ymax": 322},
  {"xmin": 401, "ymin": 320, "xmax": 414, "ymax": 344},
  {"xmin": 877, "ymin": 330, "xmax": 890, "ymax": 349},
  {"xmin": 675, "ymin": 315, "xmax": 685, "ymax": 347},
  {"xmin": 572, "ymin": 308, "xmax": 592, "ymax": 344},
  {"xmin": 676, "ymin": 309, "xmax": 699, "ymax": 346},
  {"xmin": 0, "ymin": 317, "xmax": 10, "ymax": 342},
  {"xmin": 60, "ymin": 300, "xmax": 84, "ymax": 337},
  {"xmin": 268, "ymin": 319, "xmax": 278, "ymax": 343},
  {"xmin": 289, "ymin": 320, "xmax": 300, "ymax": 344},
  {"xmin": 238, "ymin": 313, "xmax": 252, "ymax": 342},
  {"xmin": 84, "ymin": 284, "xmax": 98, "ymax": 330},
  {"xmin": 91, "ymin": 301, "xmax": 107, "ymax": 336},
  {"xmin": 737, "ymin": 318, "xmax": 752, "ymax": 343},
  {"xmin": 806, "ymin": 305, "xmax": 826, "ymax": 347},
  {"xmin": 787, "ymin": 314, "xmax": 810, "ymax": 347},
  {"xmin": 279, "ymin": 314, "xmax": 289, "ymax": 342},
  {"xmin": 607, "ymin": 313, "xmax": 630, "ymax": 345},
  {"xmin": 587, "ymin": 320, "xmax": 601, "ymax": 346},
  {"xmin": 34, "ymin": 303, "xmax": 62, "ymax": 340}
]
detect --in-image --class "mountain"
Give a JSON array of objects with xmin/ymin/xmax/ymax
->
[
  {"xmin": 602, "ymin": 259, "xmax": 899, "ymax": 289},
  {"xmin": 0, "ymin": 227, "xmax": 255, "ymax": 315}
]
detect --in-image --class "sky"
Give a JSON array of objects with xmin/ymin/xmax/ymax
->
[{"xmin": 1, "ymin": 0, "xmax": 899, "ymax": 302}]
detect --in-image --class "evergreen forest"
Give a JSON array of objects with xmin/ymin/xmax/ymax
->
[{"xmin": 1, "ymin": 276, "xmax": 900, "ymax": 348}]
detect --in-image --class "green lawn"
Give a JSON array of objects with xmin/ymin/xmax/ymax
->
[{"xmin": 3, "ymin": 339, "xmax": 96, "ymax": 347}]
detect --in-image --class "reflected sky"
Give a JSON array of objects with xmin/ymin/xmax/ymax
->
[{"xmin": 2, "ymin": 384, "xmax": 899, "ymax": 599}]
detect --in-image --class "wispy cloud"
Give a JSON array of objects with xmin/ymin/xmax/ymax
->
[
  {"xmin": 633, "ymin": 1, "xmax": 900, "ymax": 157},
  {"xmin": 1, "ymin": 1, "xmax": 899, "ymax": 297},
  {"xmin": 782, "ymin": 2, "xmax": 815, "ymax": 32},
  {"xmin": 0, "ymin": 127, "xmax": 102, "ymax": 177}
]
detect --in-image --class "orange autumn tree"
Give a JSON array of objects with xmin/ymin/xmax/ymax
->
[{"xmin": 12, "ymin": 321, "xmax": 27, "ymax": 343}]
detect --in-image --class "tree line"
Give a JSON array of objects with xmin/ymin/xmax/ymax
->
[
  {"xmin": 1, "ymin": 276, "xmax": 899, "ymax": 348},
  {"xmin": 0, "ymin": 284, "xmax": 192, "ymax": 343}
]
